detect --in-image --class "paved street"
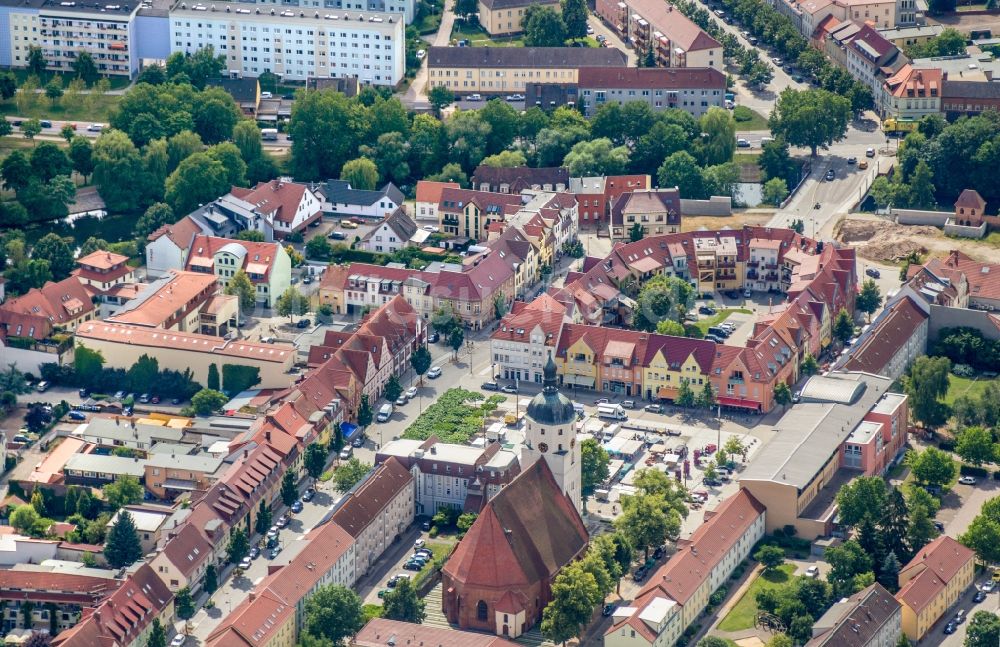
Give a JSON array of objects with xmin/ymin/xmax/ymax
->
[{"xmin": 404, "ymin": 0, "xmax": 455, "ymax": 108}]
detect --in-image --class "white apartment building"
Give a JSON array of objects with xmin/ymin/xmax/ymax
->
[
  {"xmin": 490, "ymin": 292, "xmax": 567, "ymax": 383},
  {"xmin": 169, "ymin": 1, "xmax": 405, "ymax": 85},
  {"xmin": 254, "ymin": 0, "xmax": 416, "ymax": 24},
  {"xmin": 0, "ymin": 0, "xmax": 140, "ymax": 76}
]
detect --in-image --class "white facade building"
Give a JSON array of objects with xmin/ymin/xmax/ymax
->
[{"xmin": 169, "ymin": 2, "xmax": 405, "ymax": 85}]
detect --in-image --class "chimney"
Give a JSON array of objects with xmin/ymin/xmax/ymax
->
[
  {"xmin": 265, "ymin": 431, "xmax": 271, "ymax": 442},
  {"xmin": 244, "ymin": 449, "xmax": 249, "ymax": 460},
  {"xmin": 249, "ymin": 591, "xmax": 256, "ymax": 602}
]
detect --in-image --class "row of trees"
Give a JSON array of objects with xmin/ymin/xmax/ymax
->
[{"xmin": 38, "ymin": 349, "xmax": 202, "ymax": 402}]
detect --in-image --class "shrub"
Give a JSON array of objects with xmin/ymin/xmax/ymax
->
[
  {"xmin": 938, "ymin": 439, "xmax": 956, "ymax": 452},
  {"xmin": 428, "ymin": 526, "xmax": 439, "ymax": 538},
  {"xmin": 952, "ymin": 363, "xmax": 976, "ymax": 377},
  {"xmin": 960, "ymin": 464, "xmax": 989, "ymax": 477},
  {"xmin": 733, "ymin": 105, "xmax": 753, "ymax": 122},
  {"xmin": 709, "ymin": 585, "xmax": 728, "ymax": 606}
]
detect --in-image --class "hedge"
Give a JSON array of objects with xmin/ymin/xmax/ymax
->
[{"xmin": 961, "ymin": 464, "xmax": 991, "ymax": 477}]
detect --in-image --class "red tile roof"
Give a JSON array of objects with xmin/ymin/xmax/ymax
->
[
  {"xmin": 492, "ymin": 293, "xmax": 566, "ymax": 347},
  {"xmin": 331, "ymin": 457, "xmax": 413, "ymax": 538},
  {"xmin": 0, "ymin": 275, "xmax": 96, "ymax": 339},
  {"xmin": 955, "ymin": 189, "xmax": 986, "ymax": 211},
  {"xmin": 416, "ymin": 180, "xmax": 460, "ymax": 204},
  {"xmin": 616, "ymin": 0, "xmax": 721, "ymax": 51},
  {"xmin": 186, "ymin": 235, "xmax": 282, "ymax": 282},
  {"xmin": 230, "ymin": 179, "xmax": 313, "ymax": 225},
  {"xmin": 77, "ymin": 250, "xmax": 129, "ymax": 271},
  {"xmin": 842, "ymin": 296, "xmax": 927, "ymax": 375},
  {"xmin": 148, "ymin": 214, "xmax": 203, "ymax": 247},
  {"xmin": 896, "ymin": 536, "xmax": 974, "ymax": 613},
  {"xmin": 941, "ymin": 250, "xmax": 1000, "ymax": 301},
  {"xmin": 354, "ymin": 619, "xmax": 522, "ymax": 647}
]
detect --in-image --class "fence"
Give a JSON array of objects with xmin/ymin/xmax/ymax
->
[{"xmin": 943, "ymin": 220, "xmax": 987, "ymax": 239}]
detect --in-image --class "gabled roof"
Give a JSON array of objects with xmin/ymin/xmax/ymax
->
[
  {"xmin": 896, "ymin": 536, "xmax": 974, "ymax": 613},
  {"xmin": 186, "ymin": 235, "xmax": 282, "ymax": 281},
  {"xmin": 611, "ymin": 189, "xmax": 682, "ymax": 226},
  {"xmin": 230, "ymin": 179, "xmax": 313, "ymax": 225},
  {"xmin": 0, "ymin": 275, "xmax": 96, "ymax": 339},
  {"xmin": 578, "ymin": 67, "xmax": 726, "ymax": 90},
  {"xmin": 330, "ymin": 457, "xmax": 413, "ymax": 538},
  {"xmin": 318, "ymin": 180, "xmax": 405, "ymax": 208},
  {"xmin": 415, "ymin": 180, "xmax": 460, "ymax": 204},
  {"xmin": 471, "ymin": 166, "xmax": 569, "ymax": 190},
  {"xmin": 444, "ymin": 459, "xmax": 587, "ymax": 589},
  {"xmin": 492, "ymin": 293, "xmax": 567, "ymax": 347},
  {"xmin": 160, "ymin": 522, "xmax": 214, "ymax": 578},
  {"xmin": 355, "ymin": 619, "xmax": 521, "ymax": 647},
  {"xmin": 616, "ymin": 0, "xmax": 721, "ymax": 51},
  {"xmin": 841, "ymin": 296, "xmax": 927, "ymax": 375},
  {"xmin": 148, "ymin": 214, "xmax": 204, "ymax": 247},
  {"xmin": 361, "ymin": 208, "xmax": 418, "ymax": 244},
  {"xmin": 807, "ymin": 583, "xmax": 901, "ymax": 646},
  {"xmin": 206, "ymin": 77, "xmax": 259, "ymax": 103},
  {"xmin": 428, "ymin": 46, "xmax": 628, "ymax": 69}
]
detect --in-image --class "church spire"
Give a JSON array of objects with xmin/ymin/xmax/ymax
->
[{"xmin": 543, "ymin": 351, "xmax": 557, "ymax": 393}]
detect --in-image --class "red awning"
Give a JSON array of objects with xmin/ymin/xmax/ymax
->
[{"xmin": 717, "ymin": 396, "xmax": 761, "ymax": 411}]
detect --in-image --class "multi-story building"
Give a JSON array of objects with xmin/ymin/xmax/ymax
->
[
  {"xmin": 942, "ymin": 78, "xmax": 1000, "ymax": 119},
  {"xmin": 358, "ymin": 208, "xmax": 418, "ymax": 254},
  {"xmin": 105, "ymin": 269, "xmax": 237, "ymax": 334},
  {"xmin": 575, "ymin": 67, "xmax": 727, "ymax": 117},
  {"xmin": 878, "ymin": 24, "xmax": 942, "ymax": 48},
  {"xmin": 471, "ymin": 166, "xmax": 569, "ymax": 194},
  {"xmin": 693, "ymin": 234, "xmax": 740, "ymax": 294},
  {"xmin": 569, "ymin": 174, "xmax": 650, "ymax": 228},
  {"xmin": 330, "ymin": 457, "xmax": 414, "ymax": 577},
  {"xmin": 477, "ymin": 0, "xmax": 558, "ymax": 34},
  {"xmin": 229, "ymin": 179, "xmax": 324, "ymax": 238},
  {"xmin": 838, "ymin": 294, "xmax": 928, "ymax": 380},
  {"xmin": 427, "ymin": 46, "xmax": 627, "ymax": 94},
  {"xmin": 72, "ymin": 250, "xmax": 136, "ymax": 298},
  {"xmin": 605, "ymin": 491, "xmax": 765, "ymax": 647},
  {"xmin": 842, "ymin": 24, "xmax": 907, "ymax": 109},
  {"xmin": 106, "ymin": 506, "xmax": 171, "ymax": 555},
  {"xmin": 594, "ymin": 0, "xmax": 722, "ymax": 70},
  {"xmin": 414, "ymin": 180, "xmax": 459, "ymax": 223},
  {"xmin": 896, "ymin": 536, "xmax": 975, "ymax": 642},
  {"xmin": 609, "ymin": 189, "xmax": 682, "ymax": 241},
  {"xmin": 0, "ymin": 0, "xmax": 141, "ymax": 76},
  {"xmin": 376, "ymin": 436, "xmax": 520, "ymax": 515},
  {"xmin": 169, "ymin": 2, "xmax": 405, "ymax": 85},
  {"xmin": 144, "ymin": 452, "xmax": 226, "ymax": 500},
  {"xmin": 314, "ymin": 180, "xmax": 404, "ymax": 219},
  {"xmin": 807, "ymin": 583, "xmax": 902, "ymax": 646},
  {"xmin": 185, "ymin": 235, "xmax": 292, "ymax": 308},
  {"xmin": 739, "ymin": 372, "xmax": 907, "ymax": 538},
  {"xmin": 438, "ymin": 187, "xmax": 525, "ymax": 240},
  {"xmin": 881, "ymin": 65, "xmax": 942, "ymax": 122},
  {"xmin": 0, "ymin": 570, "xmax": 118, "ymax": 635},
  {"xmin": 491, "ymin": 292, "xmax": 568, "ymax": 383}
]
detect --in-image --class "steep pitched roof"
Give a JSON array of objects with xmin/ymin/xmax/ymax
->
[
  {"xmin": 443, "ymin": 459, "xmax": 587, "ymax": 588},
  {"xmin": 896, "ymin": 536, "xmax": 974, "ymax": 613},
  {"xmin": 954, "ymin": 189, "xmax": 986, "ymax": 211},
  {"xmin": 492, "ymin": 293, "xmax": 567, "ymax": 347},
  {"xmin": 330, "ymin": 457, "xmax": 413, "ymax": 538},
  {"xmin": 355, "ymin": 620, "xmax": 522, "ymax": 647},
  {"xmin": 0, "ymin": 275, "xmax": 96, "ymax": 339},
  {"xmin": 319, "ymin": 180, "xmax": 404, "ymax": 208},
  {"xmin": 807, "ymin": 583, "xmax": 901, "ymax": 647},
  {"xmin": 841, "ymin": 296, "xmax": 927, "ymax": 375},
  {"xmin": 148, "ymin": 214, "xmax": 203, "ymax": 247},
  {"xmin": 415, "ymin": 180, "xmax": 460, "ymax": 204},
  {"xmin": 230, "ymin": 180, "xmax": 312, "ymax": 224},
  {"xmin": 361, "ymin": 208, "xmax": 419, "ymax": 244}
]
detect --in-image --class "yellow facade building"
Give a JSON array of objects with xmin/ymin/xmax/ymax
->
[
  {"xmin": 477, "ymin": 0, "xmax": 560, "ymax": 35},
  {"xmin": 896, "ymin": 536, "xmax": 975, "ymax": 642}
]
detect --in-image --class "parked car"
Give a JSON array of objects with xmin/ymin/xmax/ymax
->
[
  {"xmin": 501, "ymin": 384, "xmax": 518, "ymax": 394},
  {"xmin": 78, "ymin": 387, "xmax": 89, "ymax": 398},
  {"xmin": 644, "ymin": 403, "xmax": 663, "ymax": 413},
  {"xmin": 847, "ymin": 156, "xmax": 857, "ymax": 165},
  {"xmin": 296, "ymin": 318, "xmax": 311, "ymax": 328},
  {"xmin": 267, "ymin": 526, "xmax": 279, "ymax": 540},
  {"xmin": 403, "ymin": 560, "xmax": 423, "ymax": 571},
  {"xmin": 736, "ymin": 137, "xmax": 750, "ymax": 148},
  {"xmin": 975, "ymin": 590, "xmax": 987, "ymax": 603},
  {"xmin": 291, "ymin": 500, "xmax": 303, "ymax": 513},
  {"xmin": 150, "ymin": 396, "xmax": 160, "ymax": 404},
  {"xmin": 596, "ymin": 398, "xmax": 609, "ymax": 405},
  {"xmin": 633, "ymin": 567, "xmax": 648, "ymax": 582},
  {"xmin": 249, "ymin": 546, "xmax": 260, "ymax": 559},
  {"xmin": 481, "ymin": 381, "xmax": 500, "ymax": 391},
  {"xmin": 170, "ymin": 635, "xmax": 186, "ymax": 647},
  {"xmin": 340, "ymin": 447, "xmax": 353, "ymax": 460},
  {"xmin": 743, "ymin": 288, "xmax": 752, "ymax": 299},
  {"xmin": 825, "ymin": 169, "xmax": 835, "ymax": 181},
  {"xmin": 427, "ymin": 366, "xmax": 442, "ymax": 379},
  {"xmin": 351, "ymin": 436, "xmax": 365, "ymax": 448},
  {"xmin": 982, "ymin": 580, "xmax": 996, "ymax": 592},
  {"xmin": 239, "ymin": 556, "xmax": 252, "ymax": 570},
  {"xmin": 960, "ymin": 476, "xmax": 978, "ymax": 485},
  {"xmin": 866, "ymin": 147, "xmax": 876, "ymax": 157},
  {"xmin": 87, "ymin": 123, "xmax": 104, "ymax": 132},
  {"xmin": 268, "ymin": 546, "xmax": 282, "ymax": 559},
  {"xmin": 602, "ymin": 604, "xmax": 615, "ymax": 617},
  {"xmin": 653, "ymin": 546, "xmax": 666, "ymax": 559},
  {"xmin": 330, "ymin": 231, "xmax": 347, "ymax": 240},
  {"xmin": 805, "ymin": 565, "xmax": 820, "ymax": 578},
  {"xmin": 955, "ymin": 609, "xmax": 966, "ymax": 624},
  {"xmin": 944, "ymin": 622, "xmax": 957, "ymax": 635},
  {"xmin": 405, "ymin": 386, "xmax": 418, "ymax": 399},
  {"xmin": 302, "ymin": 489, "xmax": 315, "ymax": 502},
  {"xmin": 396, "ymin": 395, "xmax": 408, "ymax": 406},
  {"xmin": 139, "ymin": 393, "xmax": 150, "ymax": 403},
  {"xmin": 68, "ymin": 411, "xmax": 88, "ymax": 421},
  {"xmin": 429, "ymin": 332, "xmax": 440, "ymax": 343},
  {"xmin": 698, "ymin": 305, "xmax": 716, "ymax": 315},
  {"xmin": 865, "ymin": 267, "xmax": 881, "ymax": 278},
  {"xmin": 414, "ymin": 538, "xmax": 426, "ymax": 549},
  {"xmin": 622, "ymin": 400, "xmax": 635, "ymax": 409},
  {"xmin": 276, "ymin": 514, "xmax": 289, "ymax": 528},
  {"xmin": 416, "ymin": 49, "xmax": 426, "ymax": 59}
]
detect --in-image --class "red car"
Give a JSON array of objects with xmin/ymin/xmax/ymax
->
[{"xmin": 350, "ymin": 217, "xmax": 365, "ymax": 224}]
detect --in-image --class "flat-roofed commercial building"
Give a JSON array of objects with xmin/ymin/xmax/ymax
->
[
  {"xmin": 427, "ymin": 46, "xmax": 627, "ymax": 94},
  {"xmin": 169, "ymin": 2, "xmax": 405, "ymax": 85}
]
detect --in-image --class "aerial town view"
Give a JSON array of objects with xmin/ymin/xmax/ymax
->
[{"xmin": 2, "ymin": 0, "xmax": 1000, "ymax": 643}]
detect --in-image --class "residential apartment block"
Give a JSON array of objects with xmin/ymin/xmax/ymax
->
[
  {"xmin": 605, "ymin": 491, "xmax": 765, "ymax": 647},
  {"xmin": 807, "ymin": 583, "xmax": 902, "ymax": 646},
  {"xmin": 574, "ymin": 67, "xmax": 727, "ymax": 117},
  {"xmin": 609, "ymin": 189, "xmax": 682, "ymax": 241},
  {"xmin": 426, "ymin": 46, "xmax": 627, "ymax": 94},
  {"xmin": 471, "ymin": 166, "xmax": 569, "ymax": 194},
  {"xmin": 169, "ymin": 2, "xmax": 405, "ymax": 85},
  {"xmin": 414, "ymin": 180, "xmax": 459, "ymax": 223},
  {"xmin": 314, "ymin": 179, "xmax": 404, "ymax": 219},
  {"xmin": 105, "ymin": 269, "xmax": 236, "ymax": 334},
  {"xmin": 895, "ymin": 536, "xmax": 975, "ymax": 642},
  {"xmin": 491, "ymin": 292, "xmax": 569, "ymax": 383},
  {"xmin": 594, "ymin": 0, "xmax": 722, "ymax": 70},
  {"xmin": 838, "ymin": 293, "xmax": 929, "ymax": 380},
  {"xmin": 477, "ymin": 0, "xmax": 559, "ymax": 35},
  {"xmin": 569, "ymin": 174, "xmax": 650, "ymax": 227}
]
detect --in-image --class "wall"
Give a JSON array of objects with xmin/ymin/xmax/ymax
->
[
  {"xmin": 680, "ymin": 196, "xmax": 732, "ymax": 217},
  {"xmin": 134, "ymin": 15, "xmax": 171, "ymax": 62},
  {"xmin": 893, "ymin": 208, "xmax": 949, "ymax": 227},
  {"xmin": 943, "ymin": 220, "xmax": 987, "ymax": 239},
  {"xmin": 928, "ymin": 304, "xmax": 1000, "ymax": 341},
  {"xmin": 2, "ymin": 344, "xmax": 71, "ymax": 377}
]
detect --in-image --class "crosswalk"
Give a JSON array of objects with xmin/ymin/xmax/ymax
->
[{"xmin": 420, "ymin": 583, "xmax": 553, "ymax": 646}]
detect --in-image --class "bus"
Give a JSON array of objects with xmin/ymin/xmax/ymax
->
[
  {"xmin": 261, "ymin": 128, "xmax": 279, "ymax": 141},
  {"xmin": 883, "ymin": 118, "xmax": 918, "ymax": 134}
]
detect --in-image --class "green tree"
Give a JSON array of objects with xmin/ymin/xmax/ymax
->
[
  {"xmin": 909, "ymin": 447, "xmax": 957, "ymax": 488},
  {"xmin": 27, "ymin": 45, "xmax": 46, "ymax": 77},
  {"xmin": 410, "ymin": 346, "xmax": 432, "ymax": 385},
  {"xmin": 306, "ymin": 236, "xmax": 334, "ymax": 261},
  {"xmin": 74, "ymin": 345, "xmax": 105, "ymax": 387},
  {"xmin": 614, "ymin": 494, "xmax": 679, "ymax": 559},
  {"xmin": 835, "ymin": 476, "xmax": 888, "ymax": 528},
  {"xmin": 697, "ymin": 107, "xmax": 737, "ymax": 166},
  {"xmin": 105, "ymin": 510, "xmax": 142, "ymax": 568},
  {"xmin": 856, "ymin": 279, "xmax": 883, "ymax": 323},
  {"xmin": 102, "ymin": 475, "xmax": 143, "ymax": 511},
  {"xmin": 697, "ymin": 638, "xmax": 731, "ymax": 647},
  {"xmin": 227, "ymin": 527, "xmax": 249, "ymax": 563},
  {"xmin": 658, "ymin": 150, "xmax": 706, "ymax": 199},
  {"xmin": 428, "ymin": 85, "xmax": 454, "ymax": 117},
  {"xmin": 479, "ymin": 150, "xmax": 527, "ymax": 168},
  {"xmin": 773, "ymin": 382, "xmax": 793, "ymax": 409},
  {"xmin": 676, "ymin": 378, "xmax": 696, "ymax": 408},
  {"xmin": 905, "ymin": 356, "xmax": 952, "ymax": 428},
  {"xmin": 72, "ymin": 52, "xmax": 99, "ymax": 85},
  {"xmin": 541, "ymin": 561, "xmax": 601, "ymax": 643},
  {"xmin": 907, "ymin": 497, "xmax": 938, "ymax": 552},
  {"xmin": 561, "ymin": 0, "xmax": 588, "ymax": 39},
  {"xmin": 10, "ymin": 505, "xmax": 40, "ymax": 536},
  {"xmin": 833, "ymin": 308, "xmax": 854, "ymax": 344},
  {"xmin": 32, "ymin": 233, "xmax": 75, "ymax": 279},
  {"xmin": 32, "ymin": 142, "xmax": 72, "ymax": 181},
  {"xmin": 146, "ymin": 618, "xmax": 167, "ymax": 647},
  {"xmin": 204, "ymin": 562, "xmax": 218, "ymax": 594},
  {"xmin": 290, "ymin": 89, "xmax": 370, "ymax": 181},
  {"xmin": 769, "ymin": 88, "xmax": 851, "ymax": 156},
  {"xmin": 382, "ymin": 577, "xmax": 426, "ymax": 622},
  {"xmin": 0, "ymin": 71, "xmax": 16, "ymax": 100},
  {"xmin": 960, "ymin": 514, "xmax": 1000, "ymax": 564},
  {"xmin": 341, "ymin": 157, "xmax": 379, "ymax": 191},
  {"xmin": 280, "ymin": 470, "xmax": 298, "ymax": 507},
  {"xmin": 358, "ymin": 394, "xmax": 373, "ymax": 428},
  {"xmin": 629, "ymin": 222, "xmax": 645, "ymax": 242},
  {"xmin": 697, "ymin": 381, "xmax": 716, "ymax": 410},
  {"xmin": 523, "ymin": 5, "xmax": 567, "ymax": 46},
  {"xmin": 165, "ymin": 152, "xmax": 229, "ymax": 215},
  {"xmin": 563, "ymin": 137, "xmax": 630, "ymax": 177},
  {"xmin": 825, "ymin": 539, "xmax": 874, "ymax": 598},
  {"xmin": 225, "ymin": 269, "xmax": 257, "ymax": 312},
  {"xmin": 255, "ymin": 503, "xmax": 272, "ymax": 536},
  {"xmin": 44, "ymin": 76, "xmax": 63, "ymax": 102},
  {"xmin": 191, "ymin": 388, "xmax": 227, "ymax": 415},
  {"xmin": 956, "ymin": 426, "xmax": 996, "ymax": 467},
  {"xmin": 449, "ymin": 327, "xmax": 465, "ymax": 360},
  {"xmin": 334, "ymin": 458, "xmax": 372, "ymax": 492},
  {"xmin": 175, "ymin": 586, "xmax": 195, "ymax": 620},
  {"xmin": 126, "ymin": 354, "xmax": 159, "ymax": 393},
  {"xmin": 21, "ymin": 118, "xmax": 42, "ymax": 142},
  {"xmin": 581, "ymin": 438, "xmax": 610, "ymax": 496},
  {"xmin": 457, "ymin": 512, "xmax": 478, "ymax": 533},
  {"xmin": 303, "ymin": 584, "xmax": 365, "ymax": 644},
  {"xmin": 762, "ymin": 177, "xmax": 789, "ymax": 206},
  {"xmin": 383, "ymin": 375, "xmax": 403, "ymax": 403},
  {"xmin": 966, "ymin": 611, "xmax": 1000, "ymax": 647},
  {"xmin": 207, "ymin": 363, "xmax": 220, "ymax": 391},
  {"xmin": 30, "ymin": 489, "xmax": 46, "ymax": 516},
  {"xmin": 305, "ymin": 443, "xmax": 327, "ymax": 479},
  {"xmin": 276, "ymin": 286, "xmax": 308, "ymax": 321},
  {"xmin": 635, "ymin": 274, "xmax": 695, "ymax": 331},
  {"xmin": 754, "ymin": 545, "xmax": 786, "ymax": 573},
  {"xmin": 906, "ymin": 159, "xmax": 936, "ymax": 209},
  {"xmin": 237, "ymin": 230, "xmax": 266, "ymax": 242}
]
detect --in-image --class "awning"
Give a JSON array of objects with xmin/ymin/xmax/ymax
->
[
  {"xmin": 657, "ymin": 386, "xmax": 678, "ymax": 399},
  {"xmin": 340, "ymin": 422, "xmax": 360, "ymax": 439},
  {"xmin": 564, "ymin": 374, "xmax": 596, "ymax": 387},
  {"xmin": 717, "ymin": 396, "xmax": 761, "ymax": 411}
]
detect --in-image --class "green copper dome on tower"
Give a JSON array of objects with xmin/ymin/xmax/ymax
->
[{"xmin": 525, "ymin": 352, "xmax": 576, "ymax": 426}]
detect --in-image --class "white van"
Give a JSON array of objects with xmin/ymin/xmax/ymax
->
[
  {"xmin": 597, "ymin": 403, "xmax": 628, "ymax": 421},
  {"xmin": 261, "ymin": 128, "xmax": 279, "ymax": 141},
  {"xmin": 376, "ymin": 403, "xmax": 393, "ymax": 422}
]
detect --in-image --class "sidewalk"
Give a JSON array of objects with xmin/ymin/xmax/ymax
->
[{"xmin": 690, "ymin": 562, "xmax": 766, "ymax": 645}]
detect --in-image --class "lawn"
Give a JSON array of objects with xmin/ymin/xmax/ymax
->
[
  {"xmin": 982, "ymin": 231, "xmax": 1000, "ymax": 249},
  {"xmin": 733, "ymin": 107, "xmax": 769, "ymax": 131},
  {"xmin": 0, "ymin": 94, "xmax": 121, "ymax": 123},
  {"xmin": 416, "ymin": 10, "xmax": 443, "ymax": 35},
  {"xmin": 695, "ymin": 308, "xmax": 753, "ymax": 334},
  {"xmin": 0, "ymin": 136, "xmax": 68, "ymax": 162},
  {"xmin": 717, "ymin": 564, "xmax": 795, "ymax": 632},
  {"xmin": 944, "ymin": 373, "xmax": 990, "ymax": 406},
  {"xmin": 451, "ymin": 21, "xmax": 524, "ymax": 47}
]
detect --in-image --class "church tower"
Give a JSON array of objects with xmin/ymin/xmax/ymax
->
[{"xmin": 522, "ymin": 353, "xmax": 582, "ymax": 511}]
